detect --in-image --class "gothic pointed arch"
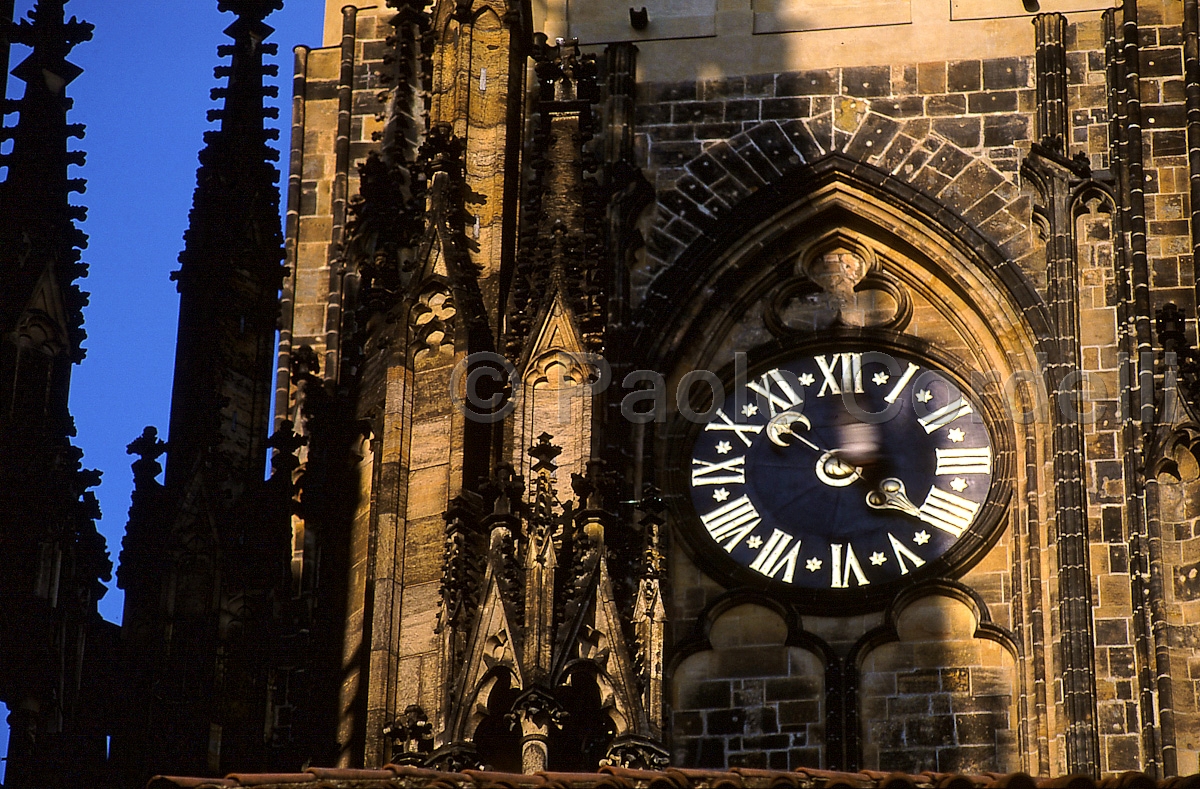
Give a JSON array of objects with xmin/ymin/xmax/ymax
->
[{"xmin": 634, "ymin": 151, "xmax": 1053, "ymax": 381}]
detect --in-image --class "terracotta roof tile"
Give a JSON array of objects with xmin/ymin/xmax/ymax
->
[
  {"xmin": 305, "ymin": 768, "xmax": 401, "ymax": 782},
  {"xmin": 146, "ymin": 767, "xmax": 1195, "ymax": 789},
  {"xmin": 149, "ymin": 778, "xmax": 238, "ymax": 789},
  {"xmin": 224, "ymin": 774, "xmax": 317, "ymax": 786}
]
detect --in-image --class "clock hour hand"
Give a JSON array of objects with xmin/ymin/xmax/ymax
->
[
  {"xmin": 766, "ymin": 410, "xmax": 822, "ymax": 451},
  {"xmin": 865, "ymin": 477, "xmax": 921, "ymax": 518}
]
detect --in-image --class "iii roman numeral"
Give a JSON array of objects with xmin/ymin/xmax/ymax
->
[
  {"xmin": 918, "ymin": 487, "xmax": 980, "ymax": 537},
  {"xmin": 700, "ymin": 495, "xmax": 761, "ymax": 551},
  {"xmin": 746, "ymin": 369, "xmax": 804, "ymax": 416},
  {"xmin": 830, "ymin": 543, "xmax": 869, "ymax": 587},
  {"xmin": 887, "ymin": 532, "xmax": 926, "ymax": 575},
  {"xmin": 917, "ymin": 397, "xmax": 973, "ymax": 433},
  {"xmin": 748, "ymin": 529, "xmax": 801, "ymax": 583},
  {"xmin": 934, "ymin": 447, "xmax": 992, "ymax": 475},
  {"xmin": 704, "ymin": 407, "xmax": 763, "ymax": 447},
  {"xmin": 691, "ymin": 455, "xmax": 746, "ymax": 486},
  {"xmin": 815, "ymin": 353, "xmax": 864, "ymax": 397}
]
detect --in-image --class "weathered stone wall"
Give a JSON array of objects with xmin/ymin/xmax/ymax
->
[
  {"xmin": 859, "ymin": 595, "xmax": 1019, "ymax": 773},
  {"xmin": 671, "ymin": 605, "xmax": 825, "ymax": 770}
]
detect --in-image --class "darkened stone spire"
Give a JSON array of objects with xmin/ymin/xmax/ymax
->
[
  {"xmin": 0, "ymin": 0, "xmax": 92, "ymax": 374},
  {"xmin": 0, "ymin": 0, "xmax": 89, "ymax": 214},
  {"xmin": 0, "ymin": 4, "xmax": 111, "ymax": 788},
  {"xmin": 163, "ymin": 0, "xmax": 286, "ymax": 490}
]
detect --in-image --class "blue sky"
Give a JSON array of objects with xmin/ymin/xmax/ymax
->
[{"xmin": 8, "ymin": 0, "xmax": 326, "ymax": 626}]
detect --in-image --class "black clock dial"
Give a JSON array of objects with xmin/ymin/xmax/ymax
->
[{"xmin": 685, "ymin": 349, "xmax": 994, "ymax": 594}]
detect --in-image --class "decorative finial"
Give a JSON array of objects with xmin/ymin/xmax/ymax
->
[{"xmin": 529, "ymin": 432, "xmax": 562, "ymax": 473}]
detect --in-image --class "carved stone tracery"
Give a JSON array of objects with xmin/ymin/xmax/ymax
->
[{"xmin": 764, "ymin": 236, "xmax": 912, "ymax": 337}]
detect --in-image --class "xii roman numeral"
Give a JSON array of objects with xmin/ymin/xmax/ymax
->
[{"xmin": 815, "ymin": 353, "xmax": 864, "ymax": 397}]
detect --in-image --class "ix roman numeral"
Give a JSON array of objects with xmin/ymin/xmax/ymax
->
[
  {"xmin": 748, "ymin": 529, "xmax": 801, "ymax": 583},
  {"xmin": 934, "ymin": 447, "xmax": 992, "ymax": 475},
  {"xmin": 815, "ymin": 353, "xmax": 864, "ymax": 397},
  {"xmin": 918, "ymin": 487, "xmax": 980, "ymax": 537},
  {"xmin": 700, "ymin": 495, "xmax": 761, "ymax": 551},
  {"xmin": 917, "ymin": 396, "xmax": 973, "ymax": 433},
  {"xmin": 746, "ymin": 369, "xmax": 804, "ymax": 416},
  {"xmin": 691, "ymin": 455, "xmax": 746, "ymax": 486}
]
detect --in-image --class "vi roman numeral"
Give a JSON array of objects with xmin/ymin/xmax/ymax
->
[{"xmin": 830, "ymin": 543, "xmax": 869, "ymax": 588}]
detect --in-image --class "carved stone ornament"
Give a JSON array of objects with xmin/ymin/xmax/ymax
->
[
  {"xmin": 411, "ymin": 283, "xmax": 457, "ymax": 360},
  {"xmin": 764, "ymin": 237, "xmax": 911, "ymax": 337},
  {"xmin": 600, "ymin": 734, "xmax": 670, "ymax": 769},
  {"xmin": 383, "ymin": 704, "xmax": 435, "ymax": 765},
  {"xmin": 1149, "ymin": 425, "xmax": 1200, "ymax": 483}
]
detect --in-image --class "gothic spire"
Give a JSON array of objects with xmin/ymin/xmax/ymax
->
[
  {"xmin": 0, "ymin": 0, "xmax": 92, "ymax": 371},
  {"xmin": 163, "ymin": 0, "xmax": 286, "ymax": 489}
]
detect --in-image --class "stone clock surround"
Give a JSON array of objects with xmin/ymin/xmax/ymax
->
[{"xmin": 629, "ymin": 89, "xmax": 1057, "ymax": 771}]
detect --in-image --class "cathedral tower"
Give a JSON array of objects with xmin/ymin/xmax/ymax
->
[{"xmin": 114, "ymin": 1, "xmax": 289, "ymax": 783}]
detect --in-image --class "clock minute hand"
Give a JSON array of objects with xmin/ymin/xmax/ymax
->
[{"xmin": 865, "ymin": 477, "xmax": 922, "ymax": 519}]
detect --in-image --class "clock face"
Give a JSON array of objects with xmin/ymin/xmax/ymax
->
[{"xmin": 684, "ymin": 348, "xmax": 997, "ymax": 600}]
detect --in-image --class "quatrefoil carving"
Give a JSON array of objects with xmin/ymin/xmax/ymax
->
[
  {"xmin": 411, "ymin": 285, "xmax": 457, "ymax": 359},
  {"xmin": 764, "ymin": 240, "xmax": 911, "ymax": 336}
]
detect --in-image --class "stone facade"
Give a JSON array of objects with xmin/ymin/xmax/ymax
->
[{"xmin": 8, "ymin": 0, "xmax": 1200, "ymax": 786}]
